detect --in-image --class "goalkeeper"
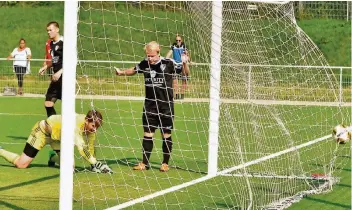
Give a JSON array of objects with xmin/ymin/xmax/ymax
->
[{"xmin": 0, "ymin": 110, "xmax": 113, "ymax": 174}]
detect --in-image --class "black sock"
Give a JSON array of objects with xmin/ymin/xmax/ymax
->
[
  {"xmin": 175, "ymin": 94, "xmax": 179, "ymax": 99},
  {"xmin": 181, "ymin": 94, "xmax": 184, "ymax": 99},
  {"xmin": 45, "ymin": 106, "xmax": 56, "ymax": 117},
  {"xmin": 142, "ymin": 136, "xmax": 153, "ymax": 165},
  {"xmin": 162, "ymin": 136, "xmax": 173, "ymax": 164}
]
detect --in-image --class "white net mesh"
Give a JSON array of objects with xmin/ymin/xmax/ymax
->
[{"xmin": 74, "ymin": 1, "xmax": 350, "ymax": 209}]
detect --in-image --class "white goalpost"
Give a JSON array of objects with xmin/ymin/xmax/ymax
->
[
  {"xmin": 208, "ymin": 0, "xmax": 223, "ymax": 176},
  {"xmin": 58, "ymin": 1, "xmax": 350, "ymax": 209},
  {"xmin": 60, "ymin": 1, "xmax": 78, "ymax": 210}
]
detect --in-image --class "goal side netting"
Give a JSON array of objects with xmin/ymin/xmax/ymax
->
[{"xmin": 72, "ymin": 1, "xmax": 350, "ymax": 209}]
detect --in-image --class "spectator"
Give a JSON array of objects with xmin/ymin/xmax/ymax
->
[
  {"xmin": 7, "ymin": 38, "xmax": 31, "ymax": 95},
  {"xmin": 166, "ymin": 34, "xmax": 190, "ymax": 100}
]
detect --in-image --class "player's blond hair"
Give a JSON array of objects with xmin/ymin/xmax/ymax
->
[{"xmin": 144, "ymin": 41, "xmax": 160, "ymax": 54}]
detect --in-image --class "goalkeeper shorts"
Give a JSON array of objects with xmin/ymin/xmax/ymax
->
[{"xmin": 26, "ymin": 121, "xmax": 61, "ymax": 153}]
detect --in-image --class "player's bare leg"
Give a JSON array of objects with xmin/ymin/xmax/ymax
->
[
  {"xmin": 0, "ymin": 147, "xmax": 32, "ymax": 169},
  {"xmin": 18, "ymin": 87, "xmax": 23, "ymax": 95},
  {"xmin": 0, "ymin": 147, "xmax": 20, "ymax": 166},
  {"xmin": 14, "ymin": 153, "xmax": 34, "ymax": 168},
  {"xmin": 183, "ymin": 62, "xmax": 190, "ymax": 77},
  {"xmin": 45, "ymin": 100, "xmax": 56, "ymax": 117},
  {"xmin": 180, "ymin": 63, "xmax": 190, "ymax": 99},
  {"xmin": 181, "ymin": 79, "xmax": 187, "ymax": 99}
]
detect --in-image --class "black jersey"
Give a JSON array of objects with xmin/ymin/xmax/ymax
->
[
  {"xmin": 135, "ymin": 58, "xmax": 176, "ymax": 113},
  {"xmin": 50, "ymin": 36, "xmax": 63, "ymax": 72}
]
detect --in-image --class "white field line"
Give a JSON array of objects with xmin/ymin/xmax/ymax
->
[
  {"xmin": 1, "ymin": 93, "xmax": 351, "ymax": 107},
  {"xmin": 0, "ymin": 112, "xmax": 45, "ymax": 116},
  {"xmin": 106, "ymin": 134, "xmax": 332, "ymax": 210},
  {"xmin": 221, "ymin": 173, "xmax": 331, "ymax": 181}
]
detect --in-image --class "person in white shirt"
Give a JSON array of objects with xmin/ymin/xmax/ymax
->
[{"xmin": 7, "ymin": 38, "xmax": 32, "ymax": 95}]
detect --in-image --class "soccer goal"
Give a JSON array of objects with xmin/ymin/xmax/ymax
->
[{"xmin": 60, "ymin": 1, "xmax": 350, "ymax": 209}]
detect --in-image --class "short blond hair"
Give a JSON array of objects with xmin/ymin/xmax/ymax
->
[{"xmin": 144, "ymin": 41, "xmax": 160, "ymax": 54}]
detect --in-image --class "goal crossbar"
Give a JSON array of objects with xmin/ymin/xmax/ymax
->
[
  {"xmin": 77, "ymin": 59, "xmax": 352, "ymax": 69},
  {"xmin": 106, "ymin": 134, "xmax": 332, "ymax": 210}
]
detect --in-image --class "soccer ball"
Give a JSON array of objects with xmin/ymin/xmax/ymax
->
[{"xmin": 332, "ymin": 124, "xmax": 351, "ymax": 144}]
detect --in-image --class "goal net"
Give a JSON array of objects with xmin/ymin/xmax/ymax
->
[{"xmin": 72, "ymin": 1, "xmax": 350, "ymax": 209}]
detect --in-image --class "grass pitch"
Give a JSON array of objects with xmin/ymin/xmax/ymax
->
[{"xmin": 0, "ymin": 97, "xmax": 350, "ymax": 210}]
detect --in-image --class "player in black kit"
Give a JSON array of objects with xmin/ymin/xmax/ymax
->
[
  {"xmin": 39, "ymin": 21, "xmax": 63, "ymax": 117},
  {"xmin": 115, "ymin": 41, "xmax": 176, "ymax": 172}
]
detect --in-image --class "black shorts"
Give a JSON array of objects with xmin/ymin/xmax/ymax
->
[
  {"xmin": 142, "ymin": 110, "xmax": 174, "ymax": 134},
  {"xmin": 45, "ymin": 77, "xmax": 62, "ymax": 101}
]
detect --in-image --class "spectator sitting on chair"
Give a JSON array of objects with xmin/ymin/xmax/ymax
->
[{"xmin": 7, "ymin": 38, "xmax": 32, "ymax": 95}]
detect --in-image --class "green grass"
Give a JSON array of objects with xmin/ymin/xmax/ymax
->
[
  {"xmin": 0, "ymin": 2, "xmax": 64, "ymax": 65},
  {"xmin": 0, "ymin": 2, "xmax": 350, "ymax": 103},
  {"xmin": 0, "ymin": 97, "xmax": 350, "ymax": 209},
  {"xmin": 296, "ymin": 19, "xmax": 351, "ymax": 67},
  {"xmin": 0, "ymin": 2, "xmax": 350, "ymax": 67}
]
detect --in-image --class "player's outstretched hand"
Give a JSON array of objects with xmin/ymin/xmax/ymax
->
[
  {"xmin": 114, "ymin": 67, "xmax": 122, "ymax": 76},
  {"xmin": 52, "ymin": 71, "xmax": 62, "ymax": 82},
  {"xmin": 39, "ymin": 66, "xmax": 47, "ymax": 75},
  {"xmin": 91, "ymin": 161, "xmax": 114, "ymax": 174}
]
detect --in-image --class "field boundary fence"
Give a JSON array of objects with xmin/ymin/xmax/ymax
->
[
  {"xmin": 0, "ymin": 59, "xmax": 351, "ymax": 105},
  {"xmin": 294, "ymin": 1, "xmax": 352, "ymax": 20}
]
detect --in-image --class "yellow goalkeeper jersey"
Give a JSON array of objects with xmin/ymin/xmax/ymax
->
[{"xmin": 44, "ymin": 114, "xmax": 97, "ymax": 165}]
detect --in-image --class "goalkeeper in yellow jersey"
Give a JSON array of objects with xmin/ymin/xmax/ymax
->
[{"xmin": 0, "ymin": 110, "xmax": 113, "ymax": 174}]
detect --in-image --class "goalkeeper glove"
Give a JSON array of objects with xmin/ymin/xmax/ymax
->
[{"xmin": 91, "ymin": 161, "xmax": 113, "ymax": 174}]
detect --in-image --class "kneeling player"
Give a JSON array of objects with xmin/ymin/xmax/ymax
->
[{"xmin": 0, "ymin": 110, "xmax": 113, "ymax": 174}]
